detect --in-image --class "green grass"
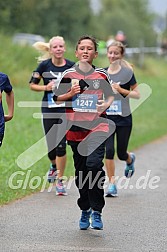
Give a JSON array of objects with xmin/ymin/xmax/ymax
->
[
  {"xmin": 129, "ymin": 56, "xmax": 167, "ymax": 150},
  {"xmin": 0, "ymin": 33, "xmax": 167, "ymax": 205}
]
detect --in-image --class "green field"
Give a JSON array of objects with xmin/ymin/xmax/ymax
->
[{"xmin": 0, "ymin": 34, "xmax": 167, "ymax": 205}]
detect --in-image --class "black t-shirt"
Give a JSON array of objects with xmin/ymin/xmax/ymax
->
[{"xmin": 29, "ymin": 58, "xmax": 75, "ymax": 113}]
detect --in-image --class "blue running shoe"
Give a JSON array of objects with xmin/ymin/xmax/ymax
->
[
  {"xmin": 79, "ymin": 209, "xmax": 92, "ymax": 230},
  {"xmin": 125, "ymin": 153, "xmax": 136, "ymax": 178},
  {"xmin": 90, "ymin": 211, "xmax": 103, "ymax": 230},
  {"xmin": 55, "ymin": 180, "xmax": 67, "ymax": 196},
  {"xmin": 47, "ymin": 164, "xmax": 57, "ymax": 183},
  {"xmin": 105, "ymin": 183, "xmax": 118, "ymax": 197}
]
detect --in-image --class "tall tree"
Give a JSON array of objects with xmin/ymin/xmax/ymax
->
[
  {"xmin": 0, "ymin": 0, "xmax": 94, "ymax": 43},
  {"xmin": 92, "ymin": 0, "xmax": 156, "ymax": 46},
  {"xmin": 38, "ymin": 0, "xmax": 93, "ymax": 42}
]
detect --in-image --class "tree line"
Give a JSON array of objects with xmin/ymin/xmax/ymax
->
[{"xmin": 0, "ymin": 0, "xmax": 162, "ymax": 47}]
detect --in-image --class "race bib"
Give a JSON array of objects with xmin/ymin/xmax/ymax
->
[
  {"xmin": 47, "ymin": 93, "xmax": 65, "ymax": 108},
  {"xmin": 72, "ymin": 93, "xmax": 98, "ymax": 112},
  {"xmin": 106, "ymin": 100, "xmax": 122, "ymax": 115}
]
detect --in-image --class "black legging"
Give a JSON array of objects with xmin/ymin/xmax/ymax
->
[
  {"xmin": 43, "ymin": 114, "xmax": 67, "ymax": 160},
  {"xmin": 105, "ymin": 125, "xmax": 132, "ymax": 160}
]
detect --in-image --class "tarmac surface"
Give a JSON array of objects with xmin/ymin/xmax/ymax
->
[{"xmin": 1, "ymin": 135, "xmax": 167, "ymax": 252}]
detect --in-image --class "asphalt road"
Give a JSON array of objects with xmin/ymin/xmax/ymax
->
[{"xmin": 1, "ymin": 136, "xmax": 167, "ymax": 252}]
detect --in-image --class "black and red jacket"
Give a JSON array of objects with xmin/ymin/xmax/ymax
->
[{"xmin": 54, "ymin": 64, "xmax": 114, "ymax": 143}]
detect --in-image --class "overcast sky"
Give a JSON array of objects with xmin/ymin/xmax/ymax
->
[{"xmin": 148, "ymin": 0, "xmax": 167, "ymax": 15}]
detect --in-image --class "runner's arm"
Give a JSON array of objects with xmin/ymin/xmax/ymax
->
[{"xmin": 4, "ymin": 90, "xmax": 14, "ymax": 122}]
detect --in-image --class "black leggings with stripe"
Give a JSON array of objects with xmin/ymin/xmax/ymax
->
[{"xmin": 105, "ymin": 125, "xmax": 132, "ymax": 161}]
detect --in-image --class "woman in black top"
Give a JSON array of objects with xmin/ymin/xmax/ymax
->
[{"xmin": 29, "ymin": 36, "xmax": 75, "ymax": 195}]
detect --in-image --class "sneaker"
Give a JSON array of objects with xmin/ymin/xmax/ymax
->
[
  {"xmin": 125, "ymin": 153, "xmax": 136, "ymax": 178},
  {"xmin": 47, "ymin": 164, "xmax": 57, "ymax": 183},
  {"xmin": 105, "ymin": 183, "xmax": 118, "ymax": 197},
  {"xmin": 79, "ymin": 209, "xmax": 92, "ymax": 230},
  {"xmin": 55, "ymin": 180, "xmax": 67, "ymax": 196},
  {"xmin": 90, "ymin": 211, "xmax": 103, "ymax": 230}
]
